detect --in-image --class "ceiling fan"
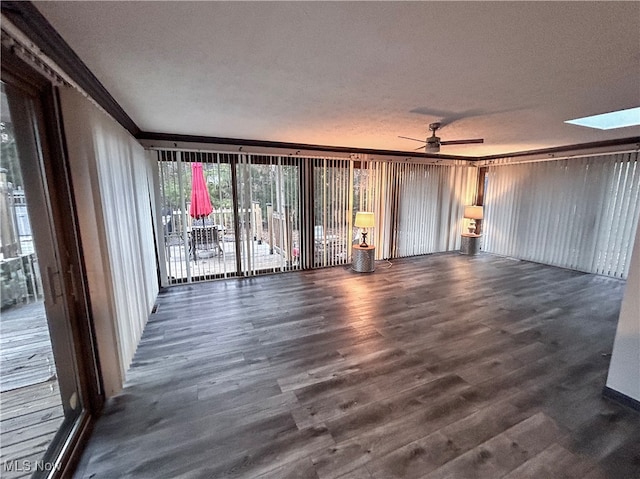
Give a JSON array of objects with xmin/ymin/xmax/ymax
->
[{"xmin": 399, "ymin": 122, "xmax": 484, "ymax": 153}]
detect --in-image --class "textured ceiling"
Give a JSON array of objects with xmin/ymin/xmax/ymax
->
[{"xmin": 32, "ymin": 1, "xmax": 640, "ymax": 157}]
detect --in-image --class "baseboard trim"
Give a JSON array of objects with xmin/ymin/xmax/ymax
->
[{"xmin": 602, "ymin": 386, "xmax": 640, "ymax": 412}]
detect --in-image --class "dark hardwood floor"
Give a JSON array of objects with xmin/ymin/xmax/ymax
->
[{"xmin": 73, "ymin": 253, "xmax": 639, "ymax": 478}]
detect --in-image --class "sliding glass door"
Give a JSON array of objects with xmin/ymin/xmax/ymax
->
[
  {"xmin": 1, "ymin": 60, "xmax": 100, "ymax": 478},
  {"xmin": 313, "ymin": 158, "xmax": 353, "ymax": 268},
  {"xmin": 0, "ymin": 82, "xmax": 67, "ymax": 478},
  {"xmin": 157, "ymin": 151, "xmax": 301, "ymax": 282},
  {"xmin": 158, "ymin": 151, "xmax": 238, "ymax": 281},
  {"xmin": 236, "ymin": 154, "xmax": 301, "ymax": 276}
]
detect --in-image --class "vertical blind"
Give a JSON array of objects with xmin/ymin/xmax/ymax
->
[
  {"xmin": 395, "ymin": 163, "xmax": 476, "ymax": 257},
  {"xmin": 92, "ymin": 124, "xmax": 158, "ymax": 375},
  {"xmin": 483, "ymin": 152, "xmax": 640, "ymax": 278},
  {"xmin": 313, "ymin": 159, "xmax": 475, "ymax": 264},
  {"xmin": 155, "ymin": 147, "xmax": 479, "ymax": 279},
  {"xmin": 354, "ymin": 161, "xmax": 397, "ymax": 260},
  {"xmin": 313, "ymin": 158, "xmax": 353, "ymax": 268},
  {"xmin": 60, "ymin": 88, "xmax": 158, "ymax": 384},
  {"xmin": 236, "ymin": 154, "xmax": 301, "ymax": 276},
  {"xmin": 157, "ymin": 151, "xmax": 302, "ymax": 282},
  {"xmin": 157, "ymin": 150, "xmax": 239, "ymax": 282}
]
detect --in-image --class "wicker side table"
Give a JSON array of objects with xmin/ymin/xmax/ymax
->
[
  {"xmin": 460, "ymin": 234, "xmax": 481, "ymax": 255},
  {"xmin": 352, "ymin": 244, "xmax": 375, "ymax": 272}
]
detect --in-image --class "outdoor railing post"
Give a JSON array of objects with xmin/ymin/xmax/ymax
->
[{"xmin": 267, "ymin": 203, "xmax": 274, "ymax": 254}]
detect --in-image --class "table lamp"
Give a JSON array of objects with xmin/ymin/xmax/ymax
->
[
  {"xmin": 354, "ymin": 212, "xmax": 375, "ymax": 247},
  {"xmin": 464, "ymin": 205, "xmax": 483, "ymax": 235}
]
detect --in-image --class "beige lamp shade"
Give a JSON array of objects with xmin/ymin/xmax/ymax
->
[
  {"xmin": 464, "ymin": 205, "xmax": 484, "ymax": 220},
  {"xmin": 354, "ymin": 212, "xmax": 375, "ymax": 228}
]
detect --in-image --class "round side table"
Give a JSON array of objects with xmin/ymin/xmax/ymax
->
[
  {"xmin": 352, "ymin": 244, "xmax": 375, "ymax": 272},
  {"xmin": 460, "ymin": 234, "xmax": 481, "ymax": 255}
]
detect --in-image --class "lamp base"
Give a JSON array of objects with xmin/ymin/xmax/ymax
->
[
  {"xmin": 467, "ymin": 220, "xmax": 476, "ymax": 235},
  {"xmin": 360, "ymin": 232, "xmax": 368, "ymax": 248}
]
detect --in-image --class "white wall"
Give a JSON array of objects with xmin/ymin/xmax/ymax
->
[
  {"xmin": 606, "ymin": 221, "xmax": 640, "ymax": 402},
  {"xmin": 59, "ymin": 88, "xmax": 158, "ymax": 396}
]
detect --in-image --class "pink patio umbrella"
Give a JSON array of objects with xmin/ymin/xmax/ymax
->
[{"xmin": 189, "ymin": 162, "xmax": 213, "ymax": 227}]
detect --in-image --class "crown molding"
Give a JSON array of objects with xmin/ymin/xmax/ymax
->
[
  {"xmin": 475, "ymin": 137, "xmax": 640, "ymax": 162},
  {"xmin": 475, "ymin": 137, "xmax": 640, "ymax": 166},
  {"xmin": 138, "ymin": 132, "xmax": 473, "ymax": 163}
]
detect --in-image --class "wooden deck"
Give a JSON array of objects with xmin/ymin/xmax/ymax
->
[
  {"xmin": 165, "ymin": 237, "xmax": 299, "ymax": 282},
  {"xmin": 165, "ymin": 233, "xmax": 349, "ymax": 283},
  {"xmin": 73, "ymin": 253, "xmax": 640, "ymax": 478},
  {"xmin": 1, "ymin": 301, "xmax": 64, "ymax": 479}
]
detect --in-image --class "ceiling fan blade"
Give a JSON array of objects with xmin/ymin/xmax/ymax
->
[
  {"xmin": 414, "ymin": 145, "xmax": 427, "ymax": 151},
  {"xmin": 398, "ymin": 135, "xmax": 427, "ymax": 143},
  {"xmin": 440, "ymin": 138, "xmax": 484, "ymax": 145}
]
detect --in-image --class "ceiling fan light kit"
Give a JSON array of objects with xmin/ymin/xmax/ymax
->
[{"xmin": 426, "ymin": 123, "xmax": 441, "ymax": 152}]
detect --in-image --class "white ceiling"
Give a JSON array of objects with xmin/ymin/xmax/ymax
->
[{"xmin": 33, "ymin": 1, "xmax": 640, "ymax": 157}]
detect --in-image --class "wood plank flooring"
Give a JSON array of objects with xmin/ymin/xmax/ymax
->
[{"xmin": 73, "ymin": 253, "xmax": 640, "ymax": 479}]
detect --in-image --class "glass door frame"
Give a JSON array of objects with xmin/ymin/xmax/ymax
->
[
  {"xmin": 234, "ymin": 153, "xmax": 302, "ymax": 277},
  {"xmin": 157, "ymin": 151, "xmax": 305, "ymax": 283},
  {"xmin": 2, "ymin": 45, "xmax": 102, "ymax": 478}
]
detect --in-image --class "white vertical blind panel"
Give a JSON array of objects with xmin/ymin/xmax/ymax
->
[
  {"xmin": 593, "ymin": 155, "xmax": 640, "ymax": 277},
  {"xmin": 60, "ymin": 88, "xmax": 159, "ymax": 379},
  {"xmin": 356, "ymin": 160, "xmax": 395, "ymax": 260},
  {"xmin": 157, "ymin": 151, "xmax": 188, "ymax": 282},
  {"xmin": 190, "ymin": 151, "xmax": 237, "ymax": 278},
  {"xmin": 396, "ymin": 164, "xmax": 475, "ymax": 257},
  {"xmin": 313, "ymin": 158, "xmax": 352, "ymax": 268},
  {"xmin": 149, "ymin": 151, "xmax": 168, "ymax": 287},
  {"xmin": 92, "ymin": 123, "xmax": 157, "ymax": 373},
  {"xmin": 484, "ymin": 153, "xmax": 640, "ymax": 278},
  {"xmin": 234, "ymin": 154, "xmax": 302, "ymax": 276}
]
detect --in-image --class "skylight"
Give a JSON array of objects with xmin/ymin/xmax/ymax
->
[{"xmin": 565, "ymin": 107, "xmax": 640, "ymax": 130}]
